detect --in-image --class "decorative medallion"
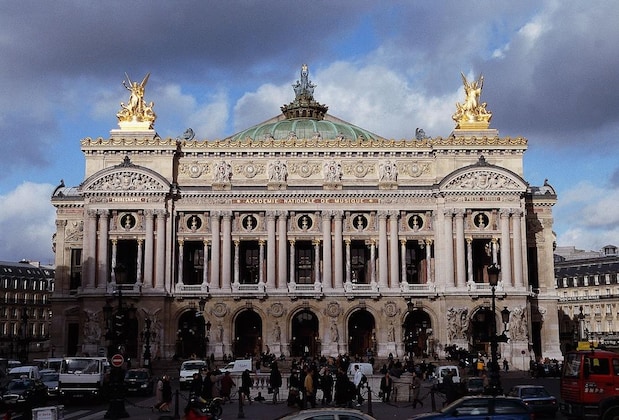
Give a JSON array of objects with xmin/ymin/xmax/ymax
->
[
  {"xmin": 403, "ymin": 161, "xmax": 430, "ymax": 178},
  {"xmin": 326, "ymin": 302, "xmax": 342, "ymax": 318},
  {"xmin": 235, "ymin": 161, "xmax": 265, "ymax": 179},
  {"xmin": 383, "ymin": 301, "xmax": 400, "ymax": 318},
  {"xmin": 211, "ymin": 302, "xmax": 228, "ymax": 318},
  {"xmin": 407, "ymin": 214, "xmax": 424, "ymax": 231},
  {"xmin": 290, "ymin": 161, "xmax": 320, "ymax": 178},
  {"xmin": 268, "ymin": 302, "xmax": 285, "ymax": 318},
  {"xmin": 179, "ymin": 161, "xmax": 209, "ymax": 179},
  {"xmin": 343, "ymin": 161, "xmax": 371, "ymax": 178}
]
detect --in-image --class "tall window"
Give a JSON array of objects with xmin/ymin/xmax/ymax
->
[
  {"xmin": 296, "ymin": 241, "xmax": 313, "ymax": 284},
  {"xmin": 241, "ymin": 241, "xmax": 260, "ymax": 284},
  {"xmin": 70, "ymin": 248, "xmax": 82, "ymax": 290}
]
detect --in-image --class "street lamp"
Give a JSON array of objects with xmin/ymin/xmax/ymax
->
[
  {"xmin": 487, "ymin": 263, "xmax": 509, "ymax": 396},
  {"xmin": 141, "ymin": 318, "xmax": 152, "ymax": 372}
]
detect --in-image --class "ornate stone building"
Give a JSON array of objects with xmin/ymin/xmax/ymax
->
[
  {"xmin": 556, "ymin": 245, "xmax": 619, "ymax": 353},
  {"xmin": 50, "ymin": 66, "xmax": 561, "ymax": 369},
  {"xmin": 0, "ymin": 260, "xmax": 54, "ymax": 361}
]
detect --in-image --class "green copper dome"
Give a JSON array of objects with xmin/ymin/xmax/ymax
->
[{"xmin": 227, "ymin": 65, "xmax": 384, "ymax": 142}]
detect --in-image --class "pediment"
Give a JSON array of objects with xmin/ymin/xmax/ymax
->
[
  {"xmin": 81, "ymin": 159, "xmax": 170, "ymax": 195},
  {"xmin": 441, "ymin": 166, "xmax": 527, "ymax": 193}
]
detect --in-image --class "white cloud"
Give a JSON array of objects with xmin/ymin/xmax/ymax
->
[{"xmin": 0, "ymin": 182, "xmax": 56, "ymax": 263}]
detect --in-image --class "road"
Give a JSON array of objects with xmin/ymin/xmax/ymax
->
[{"xmin": 6, "ymin": 371, "xmax": 564, "ymax": 420}]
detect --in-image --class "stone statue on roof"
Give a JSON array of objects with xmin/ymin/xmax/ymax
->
[{"xmin": 292, "ymin": 64, "xmax": 316, "ymax": 99}]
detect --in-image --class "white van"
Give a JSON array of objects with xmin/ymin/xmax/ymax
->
[
  {"xmin": 8, "ymin": 365, "xmax": 41, "ymax": 381},
  {"xmin": 434, "ymin": 365, "xmax": 461, "ymax": 384},
  {"xmin": 347, "ymin": 363, "xmax": 373, "ymax": 378},
  {"xmin": 221, "ymin": 359, "xmax": 252, "ymax": 373}
]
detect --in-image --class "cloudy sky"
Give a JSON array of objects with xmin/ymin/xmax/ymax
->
[{"xmin": 1, "ymin": 0, "xmax": 618, "ymax": 264}]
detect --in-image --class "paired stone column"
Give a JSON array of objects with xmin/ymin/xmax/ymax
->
[
  {"xmin": 333, "ymin": 212, "xmax": 344, "ymax": 289},
  {"xmin": 322, "ymin": 211, "xmax": 332, "ymax": 290},
  {"xmin": 210, "ymin": 212, "xmax": 221, "ymax": 290},
  {"xmin": 389, "ymin": 212, "xmax": 399, "ymax": 289},
  {"xmin": 143, "ymin": 210, "xmax": 154, "ymax": 288},
  {"xmin": 97, "ymin": 209, "xmax": 109, "ymax": 290},
  {"xmin": 378, "ymin": 212, "xmax": 388, "ymax": 289},
  {"xmin": 154, "ymin": 209, "xmax": 166, "ymax": 290},
  {"xmin": 500, "ymin": 209, "xmax": 512, "ymax": 286},
  {"xmin": 221, "ymin": 212, "xmax": 232, "ymax": 290},
  {"xmin": 512, "ymin": 210, "xmax": 524, "ymax": 287},
  {"xmin": 455, "ymin": 210, "xmax": 466, "ymax": 288},
  {"xmin": 266, "ymin": 212, "xmax": 277, "ymax": 289},
  {"xmin": 277, "ymin": 212, "xmax": 288, "ymax": 289}
]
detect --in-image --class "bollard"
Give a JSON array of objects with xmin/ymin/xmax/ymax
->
[
  {"xmin": 237, "ymin": 392, "xmax": 245, "ymax": 418},
  {"xmin": 173, "ymin": 389, "xmax": 180, "ymax": 420},
  {"xmin": 367, "ymin": 384, "xmax": 373, "ymax": 417}
]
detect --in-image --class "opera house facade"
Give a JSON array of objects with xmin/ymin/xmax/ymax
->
[{"xmin": 50, "ymin": 66, "xmax": 561, "ymax": 369}]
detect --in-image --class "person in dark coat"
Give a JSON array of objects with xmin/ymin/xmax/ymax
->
[
  {"xmin": 240, "ymin": 369, "xmax": 253, "ymax": 405},
  {"xmin": 334, "ymin": 367, "xmax": 351, "ymax": 407},
  {"xmin": 379, "ymin": 371, "xmax": 393, "ymax": 403},
  {"xmin": 320, "ymin": 367, "xmax": 334, "ymax": 405},
  {"xmin": 269, "ymin": 362, "xmax": 283, "ymax": 404}
]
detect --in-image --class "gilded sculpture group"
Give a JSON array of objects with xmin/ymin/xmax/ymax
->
[{"xmin": 117, "ymin": 73, "xmax": 157, "ymax": 127}]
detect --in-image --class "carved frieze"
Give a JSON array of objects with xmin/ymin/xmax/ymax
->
[
  {"xmin": 89, "ymin": 170, "xmax": 166, "ymax": 192},
  {"xmin": 179, "ymin": 161, "xmax": 209, "ymax": 178},
  {"xmin": 289, "ymin": 161, "xmax": 321, "ymax": 178}
]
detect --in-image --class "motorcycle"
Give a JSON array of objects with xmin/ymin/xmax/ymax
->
[{"xmin": 185, "ymin": 396, "xmax": 223, "ymax": 420}]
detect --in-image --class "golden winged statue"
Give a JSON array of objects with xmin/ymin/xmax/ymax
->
[
  {"xmin": 117, "ymin": 72, "xmax": 156, "ymax": 128},
  {"xmin": 452, "ymin": 72, "xmax": 492, "ymax": 129}
]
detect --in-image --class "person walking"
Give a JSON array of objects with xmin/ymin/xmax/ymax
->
[
  {"xmin": 320, "ymin": 367, "xmax": 333, "ymax": 405},
  {"xmin": 240, "ymin": 369, "xmax": 253, "ymax": 405},
  {"xmin": 220, "ymin": 371, "xmax": 235, "ymax": 404},
  {"xmin": 304, "ymin": 366, "xmax": 316, "ymax": 408},
  {"xmin": 411, "ymin": 372, "xmax": 423, "ymax": 408},
  {"xmin": 269, "ymin": 362, "xmax": 283, "ymax": 404},
  {"xmin": 353, "ymin": 364, "xmax": 365, "ymax": 407}
]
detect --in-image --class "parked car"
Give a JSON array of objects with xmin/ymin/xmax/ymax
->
[
  {"xmin": 464, "ymin": 377, "xmax": 485, "ymax": 395},
  {"xmin": 409, "ymin": 395, "xmax": 533, "ymax": 420},
  {"xmin": 507, "ymin": 385, "xmax": 558, "ymax": 417},
  {"xmin": 179, "ymin": 360, "xmax": 207, "ymax": 390},
  {"xmin": 278, "ymin": 407, "xmax": 376, "ymax": 420},
  {"xmin": 40, "ymin": 369, "xmax": 60, "ymax": 398},
  {"xmin": 0, "ymin": 378, "xmax": 48, "ymax": 412},
  {"xmin": 124, "ymin": 368, "xmax": 154, "ymax": 396}
]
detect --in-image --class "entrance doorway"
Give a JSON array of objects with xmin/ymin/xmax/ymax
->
[
  {"xmin": 176, "ymin": 310, "xmax": 205, "ymax": 359},
  {"xmin": 470, "ymin": 308, "xmax": 494, "ymax": 356},
  {"xmin": 291, "ymin": 310, "xmax": 319, "ymax": 358},
  {"xmin": 348, "ymin": 310, "xmax": 375, "ymax": 358},
  {"xmin": 233, "ymin": 311, "xmax": 262, "ymax": 358},
  {"xmin": 403, "ymin": 310, "xmax": 432, "ymax": 358}
]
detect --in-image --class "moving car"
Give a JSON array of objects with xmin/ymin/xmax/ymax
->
[
  {"xmin": 124, "ymin": 368, "xmax": 154, "ymax": 396},
  {"xmin": 40, "ymin": 369, "xmax": 60, "ymax": 398},
  {"xmin": 0, "ymin": 378, "xmax": 48, "ymax": 412},
  {"xmin": 464, "ymin": 377, "xmax": 485, "ymax": 395},
  {"xmin": 409, "ymin": 395, "xmax": 533, "ymax": 420},
  {"xmin": 278, "ymin": 407, "xmax": 376, "ymax": 420},
  {"xmin": 507, "ymin": 385, "xmax": 557, "ymax": 417},
  {"xmin": 179, "ymin": 360, "xmax": 207, "ymax": 390}
]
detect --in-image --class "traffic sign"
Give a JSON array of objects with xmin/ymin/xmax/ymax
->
[{"xmin": 111, "ymin": 353, "xmax": 124, "ymax": 367}]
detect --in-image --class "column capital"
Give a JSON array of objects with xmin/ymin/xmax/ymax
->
[
  {"xmin": 377, "ymin": 210, "xmax": 389, "ymax": 219},
  {"xmin": 97, "ymin": 209, "xmax": 109, "ymax": 217},
  {"xmin": 144, "ymin": 209, "xmax": 155, "ymax": 218},
  {"xmin": 55, "ymin": 220, "xmax": 67, "ymax": 228},
  {"xmin": 400, "ymin": 238, "xmax": 407, "ymax": 245},
  {"xmin": 266, "ymin": 211, "xmax": 277, "ymax": 220},
  {"xmin": 321, "ymin": 210, "xmax": 333, "ymax": 219},
  {"xmin": 154, "ymin": 209, "xmax": 168, "ymax": 217},
  {"xmin": 312, "ymin": 238, "xmax": 321, "ymax": 246},
  {"xmin": 86, "ymin": 209, "xmax": 98, "ymax": 218},
  {"xmin": 500, "ymin": 208, "xmax": 511, "ymax": 218},
  {"xmin": 333, "ymin": 210, "xmax": 344, "ymax": 220},
  {"xmin": 454, "ymin": 209, "xmax": 466, "ymax": 218}
]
